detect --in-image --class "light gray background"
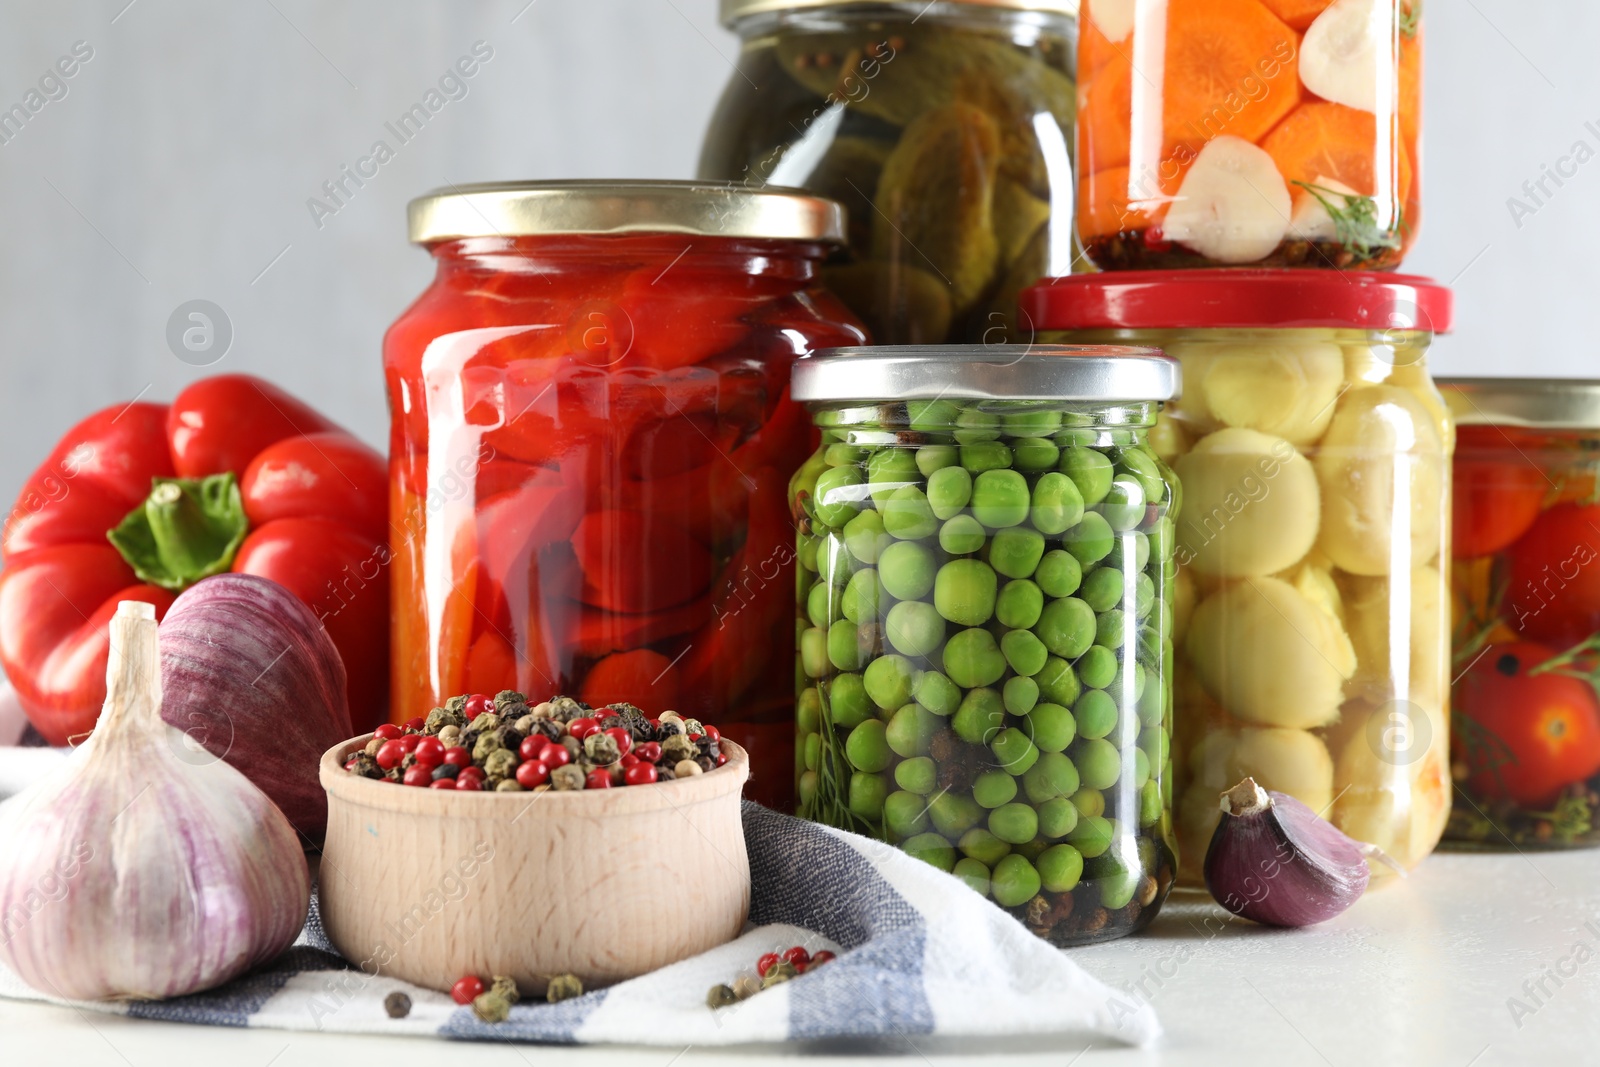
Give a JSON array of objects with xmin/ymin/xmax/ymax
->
[{"xmin": 0, "ymin": 0, "xmax": 1588, "ymax": 507}]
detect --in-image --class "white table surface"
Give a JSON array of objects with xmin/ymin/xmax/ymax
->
[{"xmin": 4, "ymin": 848, "xmax": 1595, "ymax": 1066}]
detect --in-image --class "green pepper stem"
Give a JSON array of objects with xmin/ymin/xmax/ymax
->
[{"xmin": 107, "ymin": 473, "xmax": 249, "ymax": 592}]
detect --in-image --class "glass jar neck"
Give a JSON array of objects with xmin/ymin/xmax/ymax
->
[
  {"xmin": 427, "ymin": 234, "xmax": 832, "ymax": 282},
  {"xmin": 812, "ymin": 399, "xmax": 1161, "ymax": 449}
]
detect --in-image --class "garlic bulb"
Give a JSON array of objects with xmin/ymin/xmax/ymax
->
[{"xmin": 0, "ymin": 601, "xmax": 310, "ymax": 1000}]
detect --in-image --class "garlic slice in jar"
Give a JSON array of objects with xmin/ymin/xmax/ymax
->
[
  {"xmin": 1341, "ymin": 564, "xmax": 1448, "ymax": 711},
  {"xmin": 1162, "ymin": 137, "xmax": 1291, "ymax": 266},
  {"xmin": 1232, "ymin": 727, "xmax": 1336, "ymax": 815}
]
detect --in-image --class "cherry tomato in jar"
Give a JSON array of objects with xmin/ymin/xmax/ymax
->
[
  {"xmin": 1507, "ymin": 505, "xmax": 1600, "ymax": 647},
  {"xmin": 1454, "ymin": 642, "xmax": 1600, "ymax": 807},
  {"xmin": 1452, "ymin": 438, "xmax": 1546, "ymax": 558}
]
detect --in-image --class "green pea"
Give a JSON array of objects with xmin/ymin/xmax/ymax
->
[
  {"xmin": 848, "ymin": 771, "xmax": 888, "ymax": 820},
  {"xmin": 1022, "ymin": 751, "xmax": 1081, "ymax": 804},
  {"xmin": 1148, "ymin": 515, "xmax": 1175, "ymax": 562},
  {"xmin": 915, "ymin": 443, "xmax": 959, "ymax": 476},
  {"xmin": 813, "ymin": 465, "xmax": 866, "ymax": 528},
  {"xmin": 1012, "ymin": 437, "xmax": 1061, "ymax": 473},
  {"xmin": 845, "ymin": 719, "xmax": 891, "ymax": 773},
  {"xmin": 1137, "ymin": 669, "xmax": 1165, "ymax": 727},
  {"xmin": 1001, "ymin": 628, "xmax": 1049, "ymax": 677},
  {"xmin": 909, "ymin": 400, "xmax": 962, "ymax": 434},
  {"xmin": 989, "ymin": 803, "xmax": 1039, "ymax": 845},
  {"xmin": 990, "ymin": 727, "xmax": 1040, "ymax": 775},
  {"xmin": 1139, "ymin": 724, "xmax": 1171, "ymax": 768},
  {"xmin": 1117, "ymin": 446, "xmax": 1166, "ymax": 501},
  {"xmin": 867, "ymin": 448, "xmax": 921, "ymax": 508},
  {"xmin": 863, "ymin": 654, "xmax": 914, "ymax": 711},
  {"xmin": 895, "ymin": 756, "xmax": 937, "ymax": 794},
  {"xmin": 1134, "ymin": 747, "xmax": 1152, "ymax": 788},
  {"xmin": 1060, "ymin": 447, "xmax": 1114, "ymax": 505},
  {"xmin": 828, "ymin": 672, "xmax": 871, "ymax": 728},
  {"xmin": 1025, "ymin": 702, "xmax": 1076, "ymax": 753},
  {"xmin": 1080, "ymin": 567, "xmax": 1124, "ymax": 613},
  {"xmin": 1071, "ymin": 788, "xmax": 1105, "ymax": 819},
  {"xmin": 1095, "ymin": 608, "xmax": 1128, "ymax": 650},
  {"xmin": 793, "ymin": 449, "xmax": 828, "ymax": 501},
  {"xmin": 990, "ymin": 527, "xmax": 1045, "ymax": 580},
  {"xmin": 825, "ymin": 442, "xmax": 869, "ymax": 467},
  {"xmin": 1067, "ymin": 814, "xmax": 1114, "ymax": 859},
  {"xmin": 934, "ymin": 559, "xmax": 997, "ymax": 626},
  {"xmin": 1076, "ymin": 644, "xmax": 1117, "ymax": 690},
  {"xmin": 882, "ymin": 486, "xmax": 938, "ymax": 540},
  {"xmin": 840, "ymin": 568, "xmax": 883, "ymax": 624},
  {"xmin": 926, "ymin": 465, "xmax": 973, "ymax": 520},
  {"xmin": 1139, "ymin": 778, "xmax": 1162, "ymax": 827},
  {"xmin": 930, "ymin": 792, "xmax": 984, "ymax": 837},
  {"xmin": 952, "ymin": 857, "xmax": 991, "ymax": 896},
  {"xmin": 1036, "ymin": 596, "xmax": 1096, "ymax": 659},
  {"xmin": 878, "ymin": 540, "xmax": 936, "ymax": 600},
  {"xmin": 1075, "ymin": 737, "xmax": 1121, "ymax": 789},
  {"xmin": 884, "ymin": 790, "xmax": 931, "ymax": 839},
  {"xmin": 1038, "ymin": 796, "xmax": 1080, "ymax": 839},
  {"xmin": 797, "ymin": 687, "xmax": 821, "ymax": 734},
  {"xmin": 827, "ymin": 619, "xmax": 865, "ymax": 671},
  {"xmin": 800, "ymin": 626, "xmax": 829, "ymax": 678},
  {"xmin": 971, "ymin": 469, "xmax": 1030, "ymax": 528},
  {"xmin": 803, "ymin": 731, "xmax": 820, "ymax": 772},
  {"xmin": 1062, "ymin": 511, "xmax": 1115, "ymax": 566},
  {"xmin": 1030, "ymin": 472, "xmax": 1085, "ymax": 536},
  {"xmin": 953, "ymin": 407, "xmax": 1000, "ymax": 444},
  {"xmin": 1134, "ymin": 573, "xmax": 1156, "ymax": 619},
  {"xmin": 1003, "ymin": 674, "xmax": 1039, "ymax": 716},
  {"xmin": 1035, "ymin": 656, "xmax": 1081, "ymax": 707},
  {"xmin": 884, "ymin": 601, "xmax": 945, "ymax": 658},
  {"xmin": 995, "ymin": 579, "xmax": 1044, "ymax": 629},
  {"xmin": 1108, "ymin": 531, "xmax": 1150, "ymax": 573},
  {"xmin": 806, "ymin": 580, "xmax": 833, "ymax": 629},
  {"xmin": 991, "ymin": 854, "xmax": 1042, "ymax": 908},
  {"xmin": 951, "ymin": 686, "xmax": 1005, "ymax": 745},
  {"xmin": 913, "ymin": 670, "xmax": 962, "ymax": 716},
  {"xmin": 798, "ymin": 769, "xmax": 819, "ymax": 806},
  {"xmin": 973, "ymin": 768, "xmax": 1019, "ymax": 808},
  {"xmin": 903, "ymin": 831, "xmax": 956, "ymax": 872},
  {"xmin": 797, "ymin": 533, "xmax": 820, "ymax": 574},
  {"xmin": 943, "ymin": 628, "xmax": 1007, "ymax": 689},
  {"xmin": 959, "ymin": 827, "xmax": 1012, "ymax": 866},
  {"xmin": 1101, "ymin": 475, "xmax": 1146, "ymax": 532},
  {"xmin": 1110, "ymin": 661, "xmax": 1147, "ymax": 703},
  {"xmin": 1087, "ymin": 846, "xmax": 1140, "ymax": 908},
  {"xmin": 815, "ymin": 533, "xmax": 855, "ymax": 586},
  {"xmin": 886, "ymin": 703, "xmax": 939, "ymax": 757},
  {"xmin": 1035, "ymin": 549, "xmax": 1082, "ymax": 598},
  {"xmin": 959, "ymin": 441, "xmax": 1014, "ymax": 473},
  {"xmin": 1039, "ymin": 844, "xmax": 1085, "ymax": 893},
  {"xmin": 938, "ymin": 514, "xmax": 987, "ymax": 555},
  {"xmin": 1001, "ymin": 408, "xmax": 1063, "ymax": 436},
  {"xmin": 843, "ymin": 510, "xmax": 889, "ymax": 565}
]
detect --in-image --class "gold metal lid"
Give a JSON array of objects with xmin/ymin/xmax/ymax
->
[
  {"xmin": 408, "ymin": 180, "xmax": 847, "ymax": 245},
  {"xmin": 720, "ymin": 0, "xmax": 1079, "ymax": 26},
  {"xmin": 1439, "ymin": 377, "xmax": 1600, "ymax": 430}
]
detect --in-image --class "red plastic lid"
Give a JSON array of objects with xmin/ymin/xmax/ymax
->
[{"xmin": 1021, "ymin": 270, "xmax": 1454, "ymax": 335}]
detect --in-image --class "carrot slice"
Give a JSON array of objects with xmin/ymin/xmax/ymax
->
[
  {"xmin": 1257, "ymin": 0, "xmax": 1333, "ymax": 30},
  {"xmin": 1261, "ymin": 101, "xmax": 1412, "ymax": 205},
  {"xmin": 1399, "ymin": 28, "xmax": 1422, "ymax": 247},
  {"xmin": 1077, "ymin": 165, "xmax": 1186, "ymax": 241},
  {"xmin": 1078, "ymin": 3, "xmax": 1131, "ymax": 77},
  {"xmin": 579, "ymin": 648, "xmax": 682, "ymax": 712},
  {"xmin": 1077, "ymin": 50, "xmax": 1133, "ymax": 174},
  {"xmin": 1161, "ymin": 0, "xmax": 1301, "ymax": 153}
]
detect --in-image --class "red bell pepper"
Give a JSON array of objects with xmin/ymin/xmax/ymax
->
[{"xmin": 0, "ymin": 374, "xmax": 389, "ymax": 744}]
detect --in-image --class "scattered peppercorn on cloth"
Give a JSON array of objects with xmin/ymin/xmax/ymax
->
[{"xmin": 0, "ymin": 802, "xmax": 1159, "ymax": 1047}]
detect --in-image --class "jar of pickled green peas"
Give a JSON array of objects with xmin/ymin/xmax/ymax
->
[{"xmin": 789, "ymin": 344, "xmax": 1181, "ymax": 946}]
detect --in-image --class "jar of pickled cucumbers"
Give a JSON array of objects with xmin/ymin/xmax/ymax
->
[
  {"xmin": 698, "ymin": 1, "xmax": 1077, "ymax": 344},
  {"xmin": 790, "ymin": 345, "xmax": 1180, "ymax": 945},
  {"xmin": 1440, "ymin": 378, "xmax": 1600, "ymax": 850},
  {"xmin": 1076, "ymin": 0, "xmax": 1421, "ymax": 270},
  {"xmin": 1024, "ymin": 270, "xmax": 1454, "ymax": 881}
]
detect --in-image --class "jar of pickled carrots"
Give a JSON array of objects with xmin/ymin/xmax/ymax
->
[
  {"xmin": 1076, "ymin": 0, "xmax": 1421, "ymax": 270},
  {"xmin": 698, "ymin": 0, "xmax": 1078, "ymax": 344},
  {"xmin": 1025, "ymin": 270, "xmax": 1454, "ymax": 880},
  {"xmin": 385, "ymin": 181, "xmax": 866, "ymax": 808},
  {"xmin": 1441, "ymin": 379, "xmax": 1600, "ymax": 850}
]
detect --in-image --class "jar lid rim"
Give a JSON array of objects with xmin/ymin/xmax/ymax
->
[
  {"xmin": 792, "ymin": 344, "xmax": 1180, "ymax": 402},
  {"xmin": 1440, "ymin": 377, "xmax": 1600, "ymax": 429},
  {"xmin": 407, "ymin": 180, "xmax": 847, "ymax": 244},
  {"xmin": 1021, "ymin": 270, "xmax": 1455, "ymax": 333},
  {"xmin": 720, "ymin": 0, "xmax": 1080, "ymax": 26}
]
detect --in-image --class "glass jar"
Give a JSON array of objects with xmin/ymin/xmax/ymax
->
[
  {"xmin": 698, "ymin": 1, "xmax": 1078, "ymax": 345},
  {"xmin": 1076, "ymin": 0, "xmax": 1421, "ymax": 270},
  {"xmin": 385, "ymin": 181, "xmax": 866, "ymax": 809},
  {"xmin": 1440, "ymin": 379, "xmax": 1600, "ymax": 850},
  {"xmin": 1025, "ymin": 270, "xmax": 1453, "ymax": 881},
  {"xmin": 789, "ymin": 345, "xmax": 1180, "ymax": 945}
]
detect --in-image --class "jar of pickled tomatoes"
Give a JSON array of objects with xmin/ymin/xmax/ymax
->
[
  {"xmin": 1076, "ymin": 0, "xmax": 1421, "ymax": 270},
  {"xmin": 1025, "ymin": 269, "xmax": 1454, "ymax": 881},
  {"xmin": 1441, "ymin": 379, "xmax": 1600, "ymax": 850},
  {"xmin": 385, "ymin": 181, "xmax": 866, "ymax": 808}
]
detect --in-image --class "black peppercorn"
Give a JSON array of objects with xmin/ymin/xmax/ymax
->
[
  {"xmin": 384, "ymin": 991, "xmax": 412, "ymax": 1018},
  {"xmin": 431, "ymin": 763, "xmax": 460, "ymax": 781}
]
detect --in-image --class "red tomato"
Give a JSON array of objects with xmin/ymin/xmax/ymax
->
[
  {"xmin": 1454, "ymin": 642, "xmax": 1600, "ymax": 807},
  {"xmin": 1452, "ymin": 449, "xmax": 1546, "ymax": 558},
  {"xmin": 1506, "ymin": 505, "xmax": 1600, "ymax": 647}
]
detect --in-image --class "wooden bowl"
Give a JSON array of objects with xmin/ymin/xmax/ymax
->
[{"xmin": 317, "ymin": 735, "xmax": 750, "ymax": 995}]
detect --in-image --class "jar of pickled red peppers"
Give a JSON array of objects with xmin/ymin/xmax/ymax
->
[
  {"xmin": 1024, "ymin": 270, "xmax": 1454, "ymax": 880},
  {"xmin": 1440, "ymin": 379, "xmax": 1600, "ymax": 850},
  {"xmin": 1076, "ymin": 0, "xmax": 1421, "ymax": 269},
  {"xmin": 385, "ymin": 181, "xmax": 866, "ymax": 808}
]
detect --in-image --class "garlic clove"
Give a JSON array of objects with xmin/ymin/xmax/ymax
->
[{"xmin": 1203, "ymin": 776, "xmax": 1371, "ymax": 927}]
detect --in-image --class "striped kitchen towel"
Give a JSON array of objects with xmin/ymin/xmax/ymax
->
[{"xmin": 0, "ymin": 801, "xmax": 1160, "ymax": 1047}]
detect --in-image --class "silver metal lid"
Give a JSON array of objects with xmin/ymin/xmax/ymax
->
[
  {"xmin": 721, "ymin": 0, "xmax": 1079, "ymax": 26},
  {"xmin": 1439, "ymin": 377, "xmax": 1600, "ymax": 430},
  {"xmin": 408, "ymin": 180, "xmax": 846, "ymax": 244},
  {"xmin": 791, "ymin": 345, "xmax": 1179, "ymax": 403}
]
